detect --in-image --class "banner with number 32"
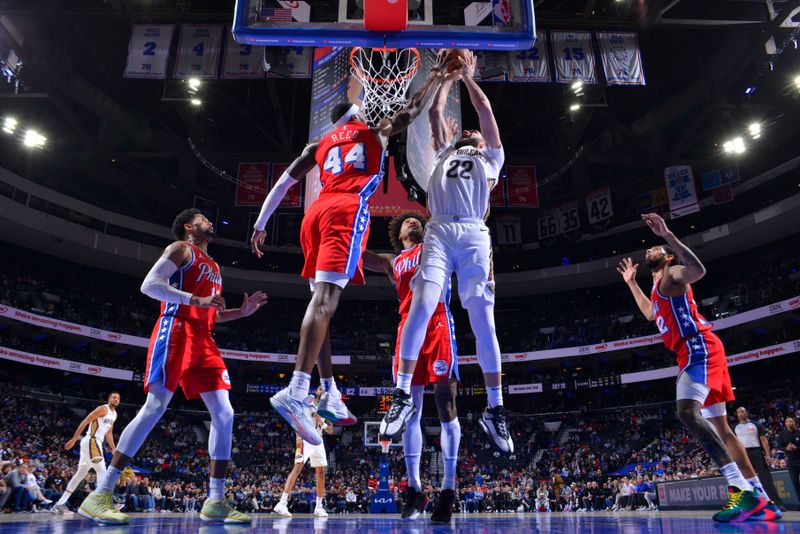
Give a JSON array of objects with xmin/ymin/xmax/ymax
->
[{"xmin": 124, "ymin": 25, "xmax": 175, "ymax": 79}]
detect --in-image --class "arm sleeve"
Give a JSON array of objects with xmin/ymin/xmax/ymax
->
[
  {"xmin": 253, "ymin": 172, "xmax": 299, "ymax": 231},
  {"xmin": 140, "ymin": 257, "xmax": 193, "ymax": 305}
]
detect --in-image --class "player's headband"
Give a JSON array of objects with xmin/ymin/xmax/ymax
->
[{"xmin": 333, "ymin": 103, "xmax": 361, "ymax": 128}]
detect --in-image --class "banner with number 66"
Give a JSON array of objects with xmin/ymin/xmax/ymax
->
[
  {"xmin": 585, "ymin": 186, "xmax": 613, "ymax": 224},
  {"xmin": 173, "ymin": 24, "xmax": 224, "ymax": 79},
  {"xmin": 124, "ymin": 25, "xmax": 175, "ymax": 79}
]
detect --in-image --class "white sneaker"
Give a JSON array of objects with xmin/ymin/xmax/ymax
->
[
  {"xmin": 42, "ymin": 498, "xmax": 53, "ymax": 505},
  {"xmin": 51, "ymin": 503, "xmax": 67, "ymax": 514},
  {"xmin": 270, "ymin": 387, "xmax": 322, "ymax": 446},
  {"xmin": 273, "ymin": 501, "xmax": 292, "ymax": 518},
  {"xmin": 314, "ymin": 506, "xmax": 328, "ymax": 517},
  {"xmin": 378, "ymin": 388, "xmax": 417, "ymax": 438},
  {"xmin": 317, "ymin": 392, "xmax": 357, "ymax": 426}
]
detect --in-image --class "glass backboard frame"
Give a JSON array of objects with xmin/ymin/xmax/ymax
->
[{"xmin": 233, "ymin": 0, "xmax": 536, "ymax": 50}]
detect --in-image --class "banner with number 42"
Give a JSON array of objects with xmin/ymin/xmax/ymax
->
[{"xmin": 585, "ymin": 186, "xmax": 613, "ymax": 224}]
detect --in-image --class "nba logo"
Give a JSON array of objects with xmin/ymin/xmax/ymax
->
[{"xmin": 433, "ymin": 360, "xmax": 448, "ymax": 377}]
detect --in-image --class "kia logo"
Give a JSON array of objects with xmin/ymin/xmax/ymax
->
[
  {"xmin": 88, "ymin": 367, "xmax": 101, "ymax": 374},
  {"xmin": 373, "ymin": 497, "xmax": 393, "ymax": 503},
  {"xmin": 595, "ymin": 344, "xmax": 608, "ymax": 351}
]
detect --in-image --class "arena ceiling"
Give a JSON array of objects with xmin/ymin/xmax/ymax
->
[{"xmin": 0, "ymin": 0, "xmax": 799, "ymax": 229}]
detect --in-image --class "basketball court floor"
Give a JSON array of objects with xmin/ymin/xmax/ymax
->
[{"xmin": 0, "ymin": 511, "xmax": 798, "ymax": 533}]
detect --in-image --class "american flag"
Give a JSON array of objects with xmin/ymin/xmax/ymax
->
[{"xmin": 259, "ymin": 7, "xmax": 293, "ymax": 22}]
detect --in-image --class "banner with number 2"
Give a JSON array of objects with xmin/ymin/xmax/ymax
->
[
  {"xmin": 173, "ymin": 24, "xmax": 224, "ymax": 79},
  {"xmin": 124, "ymin": 25, "xmax": 175, "ymax": 79}
]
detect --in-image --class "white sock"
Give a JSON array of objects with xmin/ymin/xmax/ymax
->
[
  {"xmin": 720, "ymin": 463, "xmax": 753, "ymax": 491},
  {"xmin": 289, "ymin": 371, "xmax": 311, "ymax": 401},
  {"xmin": 396, "ymin": 373, "xmax": 413, "ymax": 394},
  {"xmin": 209, "ymin": 477, "xmax": 225, "ymax": 500},
  {"xmin": 280, "ymin": 492, "xmax": 289, "ymax": 503},
  {"xmin": 56, "ymin": 491, "xmax": 72, "ymax": 506},
  {"xmin": 440, "ymin": 418, "xmax": 461, "ymax": 491},
  {"xmin": 97, "ymin": 466, "xmax": 123, "ymax": 494},
  {"xmin": 405, "ymin": 454, "xmax": 422, "ymax": 491},
  {"xmin": 316, "ymin": 497, "xmax": 323, "ymax": 508},
  {"xmin": 321, "ymin": 377, "xmax": 340, "ymax": 398},
  {"xmin": 747, "ymin": 476, "xmax": 765, "ymax": 494},
  {"xmin": 487, "ymin": 385, "xmax": 503, "ymax": 408}
]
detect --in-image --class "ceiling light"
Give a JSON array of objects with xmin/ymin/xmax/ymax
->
[
  {"xmin": 795, "ymin": 75, "xmax": 800, "ymax": 89},
  {"xmin": 732, "ymin": 137, "xmax": 745, "ymax": 154},
  {"xmin": 723, "ymin": 140, "xmax": 734, "ymax": 154},
  {"xmin": 571, "ymin": 81, "xmax": 583, "ymax": 92},
  {"xmin": 3, "ymin": 117, "xmax": 17, "ymax": 134},
  {"xmin": 748, "ymin": 122, "xmax": 761, "ymax": 139},
  {"xmin": 569, "ymin": 103, "xmax": 580, "ymax": 111},
  {"xmin": 23, "ymin": 129, "xmax": 46, "ymax": 148},
  {"xmin": 190, "ymin": 98, "xmax": 202, "ymax": 106},
  {"xmin": 188, "ymin": 77, "xmax": 201, "ymax": 90}
]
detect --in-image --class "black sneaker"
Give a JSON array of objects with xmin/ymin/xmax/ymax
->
[
  {"xmin": 401, "ymin": 486, "xmax": 429, "ymax": 520},
  {"xmin": 378, "ymin": 388, "xmax": 417, "ymax": 438},
  {"xmin": 478, "ymin": 405, "xmax": 514, "ymax": 453},
  {"xmin": 431, "ymin": 489, "xmax": 456, "ymax": 523}
]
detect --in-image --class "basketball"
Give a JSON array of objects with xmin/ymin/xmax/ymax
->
[{"xmin": 444, "ymin": 48, "xmax": 470, "ymax": 73}]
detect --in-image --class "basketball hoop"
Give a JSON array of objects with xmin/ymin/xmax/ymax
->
[
  {"xmin": 350, "ymin": 47, "xmax": 420, "ymax": 127},
  {"xmin": 379, "ymin": 437, "xmax": 392, "ymax": 454}
]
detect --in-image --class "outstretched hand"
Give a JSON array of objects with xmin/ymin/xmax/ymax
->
[
  {"xmin": 458, "ymin": 51, "xmax": 477, "ymax": 79},
  {"xmin": 240, "ymin": 291, "xmax": 268, "ymax": 317},
  {"xmin": 616, "ymin": 257, "xmax": 639, "ymax": 284},
  {"xmin": 641, "ymin": 213, "xmax": 671, "ymax": 238},
  {"xmin": 432, "ymin": 49, "xmax": 449, "ymax": 74}
]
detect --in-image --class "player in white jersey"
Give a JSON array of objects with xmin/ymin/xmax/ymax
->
[
  {"xmin": 380, "ymin": 51, "xmax": 513, "ymax": 454},
  {"xmin": 51, "ymin": 392, "xmax": 120, "ymax": 513},
  {"xmin": 273, "ymin": 386, "xmax": 334, "ymax": 518}
]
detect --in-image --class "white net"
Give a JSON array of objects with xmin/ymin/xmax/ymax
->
[{"xmin": 350, "ymin": 47, "xmax": 421, "ymax": 127}]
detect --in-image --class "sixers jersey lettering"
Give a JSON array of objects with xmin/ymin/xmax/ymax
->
[
  {"xmin": 161, "ymin": 242, "xmax": 222, "ymax": 330},
  {"xmin": 315, "ymin": 120, "xmax": 384, "ymax": 197},
  {"xmin": 393, "ymin": 243, "xmax": 448, "ymax": 316},
  {"xmin": 650, "ymin": 279, "xmax": 711, "ymax": 353}
]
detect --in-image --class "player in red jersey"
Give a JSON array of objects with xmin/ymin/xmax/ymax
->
[
  {"xmin": 249, "ymin": 57, "xmax": 448, "ymax": 444},
  {"xmin": 79, "ymin": 209, "xmax": 267, "ymax": 526},
  {"xmin": 362, "ymin": 211, "xmax": 460, "ymax": 522},
  {"xmin": 618, "ymin": 213, "xmax": 777, "ymax": 523}
]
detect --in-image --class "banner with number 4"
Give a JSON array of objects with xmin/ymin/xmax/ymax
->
[
  {"xmin": 174, "ymin": 24, "xmax": 224, "ymax": 79},
  {"xmin": 124, "ymin": 25, "xmax": 175, "ymax": 79}
]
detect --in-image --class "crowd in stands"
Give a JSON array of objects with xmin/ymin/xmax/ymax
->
[{"xmin": 2, "ymin": 379, "xmax": 798, "ymax": 515}]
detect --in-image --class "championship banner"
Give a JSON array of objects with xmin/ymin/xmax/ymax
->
[
  {"xmin": 272, "ymin": 163, "xmax": 303, "ymax": 208},
  {"xmin": 712, "ymin": 183, "xmax": 734, "ymax": 205},
  {"xmin": 596, "ymin": 32, "xmax": 646, "ymax": 86},
  {"xmin": 235, "ymin": 163, "xmax": 269, "ymax": 206},
  {"xmin": 0, "ymin": 346, "xmax": 135, "ymax": 381},
  {"xmin": 222, "ymin": 30, "xmax": 265, "ymax": 79},
  {"xmin": 509, "ymin": 33, "xmax": 551, "ymax": 83},
  {"xmin": 490, "ymin": 176, "xmax": 507, "ymax": 207},
  {"xmin": 266, "ymin": 47, "xmax": 313, "ymax": 79},
  {"xmin": 124, "ymin": 25, "xmax": 175, "ymax": 79},
  {"xmin": 585, "ymin": 186, "xmax": 613, "ymax": 224},
  {"xmin": 664, "ymin": 165, "xmax": 700, "ymax": 218},
  {"xmin": 505, "ymin": 166, "xmax": 538, "ymax": 207},
  {"xmin": 550, "ymin": 31, "xmax": 597, "ymax": 84},
  {"xmin": 173, "ymin": 24, "xmax": 224, "ymax": 79}
]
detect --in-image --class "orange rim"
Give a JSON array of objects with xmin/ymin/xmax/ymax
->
[{"xmin": 349, "ymin": 47, "xmax": 421, "ymax": 84}]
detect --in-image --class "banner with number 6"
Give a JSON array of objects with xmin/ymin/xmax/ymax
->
[
  {"xmin": 222, "ymin": 29, "xmax": 265, "ymax": 79},
  {"xmin": 124, "ymin": 25, "xmax": 175, "ymax": 79},
  {"xmin": 174, "ymin": 24, "xmax": 224, "ymax": 79},
  {"xmin": 551, "ymin": 31, "xmax": 596, "ymax": 84}
]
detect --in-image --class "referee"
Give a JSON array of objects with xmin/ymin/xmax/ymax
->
[
  {"xmin": 778, "ymin": 416, "xmax": 800, "ymax": 507},
  {"xmin": 734, "ymin": 406, "xmax": 784, "ymax": 508}
]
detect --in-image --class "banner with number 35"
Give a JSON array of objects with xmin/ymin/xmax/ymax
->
[{"xmin": 124, "ymin": 25, "xmax": 175, "ymax": 79}]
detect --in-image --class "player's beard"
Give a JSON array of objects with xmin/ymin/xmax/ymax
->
[
  {"xmin": 644, "ymin": 256, "xmax": 663, "ymax": 270},
  {"xmin": 407, "ymin": 227, "xmax": 423, "ymax": 242}
]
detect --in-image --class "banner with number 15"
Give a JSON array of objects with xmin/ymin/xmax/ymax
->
[
  {"xmin": 124, "ymin": 25, "xmax": 175, "ymax": 79},
  {"xmin": 173, "ymin": 24, "xmax": 224, "ymax": 79}
]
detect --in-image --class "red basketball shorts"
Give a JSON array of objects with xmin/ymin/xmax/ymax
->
[
  {"xmin": 676, "ymin": 331, "xmax": 734, "ymax": 407},
  {"xmin": 300, "ymin": 192, "xmax": 371, "ymax": 285},
  {"xmin": 145, "ymin": 316, "xmax": 230, "ymax": 400},
  {"xmin": 393, "ymin": 304, "xmax": 459, "ymax": 386}
]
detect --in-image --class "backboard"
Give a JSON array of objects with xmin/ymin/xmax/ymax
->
[{"xmin": 233, "ymin": 0, "xmax": 536, "ymax": 50}]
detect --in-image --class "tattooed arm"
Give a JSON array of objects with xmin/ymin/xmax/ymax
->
[{"xmin": 641, "ymin": 213, "xmax": 707, "ymax": 286}]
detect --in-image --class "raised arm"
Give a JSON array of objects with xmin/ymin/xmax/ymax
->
[
  {"xmin": 458, "ymin": 52, "xmax": 501, "ymax": 149},
  {"xmin": 617, "ymin": 257, "xmax": 654, "ymax": 321},
  {"xmin": 373, "ymin": 54, "xmax": 447, "ymax": 146},
  {"xmin": 642, "ymin": 213, "xmax": 707, "ymax": 286},
  {"xmin": 429, "ymin": 69, "xmax": 462, "ymax": 151},
  {"xmin": 250, "ymin": 142, "xmax": 319, "ymax": 257},
  {"xmin": 140, "ymin": 242, "xmax": 225, "ymax": 310},
  {"xmin": 65, "ymin": 405, "xmax": 107, "ymax": 450}
]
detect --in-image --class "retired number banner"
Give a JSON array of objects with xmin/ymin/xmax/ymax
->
[
  {"xmin": 597, "ymin": 32, "xmax": 646, "ymax": 86},
  {"xmin": 550, "ymin": 31, "xmax": 596, "ymax": 84},
  {"xmin": 235, "ymin": 163, "xmax": 269, "ymax": 206},
  {"xmin": 664, "ymin": 165, "xmax": 700, "ymax": 218},
  {"xmin": 173, "ymin": 24, "xmax": 224, "ymax": 79},
  {"xmin": 124, "ymin": 25, "xmax": 175, "ymax": 79},
  {"xmin": 222, "ymin": 30, "xmax": 265, "ymax": 79},
  {"xmin": 508, "ymin": 33, "xmax": 551, "ymax": 83},
  {"xmin": 586, "ymin": 187, "xmax": 613, "ymax": 224},
  {"xmin": 505, "ymin": 166, "xmax": 538, "ymax": 208}
]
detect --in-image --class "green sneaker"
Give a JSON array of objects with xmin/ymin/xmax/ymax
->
[
  {"xmin": 200, "ymin": 499, "xmax": 252, "ymax": 524},
  {"xmin": 78, "ymin": 491, "xmax": 131, "ymax": 525},
  {"xmin": 712, "ymin": 486, "xmax": 768, "ymax": 523}
]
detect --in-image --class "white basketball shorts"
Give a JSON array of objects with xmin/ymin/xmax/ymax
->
[
  {"xmin": 295, "ymin": 442, "xmax": 328, "ymax": 468},
  {"xmin": 79, "ymin": 435, "xmax": 105, "ymax": 466},
  {"xmin": 413, "ymin": 216, "xmax": 495, "ymax": 305}
]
